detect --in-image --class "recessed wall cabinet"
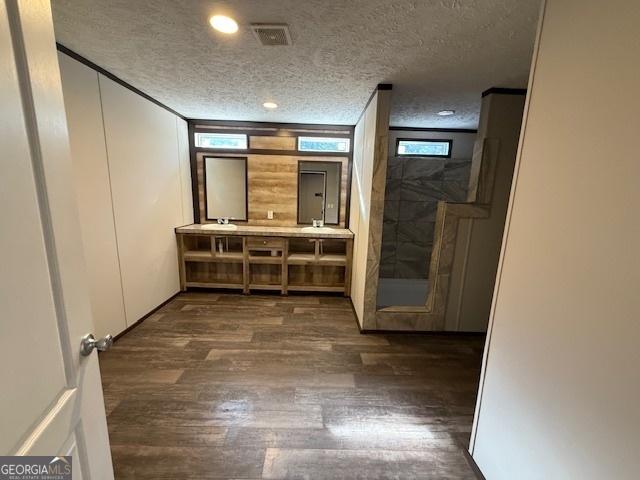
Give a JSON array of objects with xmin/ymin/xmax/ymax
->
[{"xmin": 176, "ymin": 225, "xmax": 354, "ymax": 295}]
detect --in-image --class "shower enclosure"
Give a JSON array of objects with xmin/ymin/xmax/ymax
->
[{"xmin": 377, "ymin": 129, "xmax": 475, "ymax": 307}]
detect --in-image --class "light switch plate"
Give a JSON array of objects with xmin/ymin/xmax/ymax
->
[{"xmin": 267, "ymin": 210, "xmax": 274, "ymax": 220}]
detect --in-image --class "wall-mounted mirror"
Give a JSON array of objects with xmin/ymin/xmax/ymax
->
[
  {"xmin": 297, "ymin": 161, "xmax": 341, "ymax": 225},
  {"xmin": 204, "ymin": 156, "xmax": 247, "ymax": 221}
]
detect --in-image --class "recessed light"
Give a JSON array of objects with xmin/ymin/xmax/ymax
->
[
  {"xmin": 263, "ymin": 102, "xmax": 278, "ymax": 109},
  {"xmin": 437, "ymin": 110, "xmax": 455, "ymax": 116},
  {"xmin": 209, "ymin": 15, "xmax": 238, "ymax": 34}
]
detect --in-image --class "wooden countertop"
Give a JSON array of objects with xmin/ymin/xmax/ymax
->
[{"xmin": 175, "ymin": 224, "xmax": 354, "ymax": 239}]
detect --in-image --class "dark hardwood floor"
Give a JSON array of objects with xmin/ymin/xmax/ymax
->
[{"xmin": 99, "ymin": 292, "xmax": 485, "ymax": 479}]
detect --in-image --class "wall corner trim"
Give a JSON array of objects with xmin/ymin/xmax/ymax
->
[
  {"xmin": 113, "ymin": 292, "xmax": 180, "ymax": 342},
  {"xmin": 481, "ymin": 87, "xmax": 527, "ymax": 98},
  {"xmin": 462, "ymin": 449, "xmax": 487, "ymax": 480},
  {"xmin": 389, "ymin": 126, "xmax": 478, "ymax": 134},
  {"xmin": 56, "ymin": 43, "xmax": 186, "ymax": 120},
  {"xmin": 356, "ymin": 84, "xmax": 394, "ymax": 126}
]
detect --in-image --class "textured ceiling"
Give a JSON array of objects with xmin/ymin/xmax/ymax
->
[{"xmin": 51, "ymin": 0, "xmax": 540, "ymax": 128}]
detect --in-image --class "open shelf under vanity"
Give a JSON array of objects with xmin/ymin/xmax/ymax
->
[{"xmin": 176, "ymin": 225, "xmax": 353, "ymax": 296}]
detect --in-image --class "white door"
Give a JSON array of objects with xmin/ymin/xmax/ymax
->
[{"xmin": 0, "ymin": 1, "xmax": 114, "ymax": 479}]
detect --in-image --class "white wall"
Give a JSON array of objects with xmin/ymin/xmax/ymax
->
[
  {"xmin": 445, "ymin": 93, "xmax": 525, "ymax": 332},
  {"xmin": 58, "ymin": 53, "xmax": 126, "ymax": 339},
  {"xmin": 471, "ymin": 1, "xmax": 640, "ymax": 478},
  {"xmin": 59, "ymin": 53, "xmax": 193, "ymax": 334},
  {"xmin": 349, "ymin": 93, "xmax": 379, "ymax": 326},
  {"xmin": 177, "ymin": 117, "xmax": 194, "ymax": 225},
  {"xmin": 349, "ymin": 88, "xmax": 392, "ymax": 328},
  {"xmin": 99, "ymin": 74, "xmax": 187, "ymax": 323}
]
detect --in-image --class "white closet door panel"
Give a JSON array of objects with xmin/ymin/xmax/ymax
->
[
  {"xmin": 176, "ymin": 117, "xmax": 194, "ymax": 225},
  {"xmin": 99, "ymin": 75, "xmax": 182, "ymax": 323},
  {"xmin": 58, "ymin": 53, "xmax": 127, "ymax": 337}
]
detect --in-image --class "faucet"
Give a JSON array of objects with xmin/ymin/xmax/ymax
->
[
  {"xmin": 217, "ymin": 217, "xmax": 230, "ymax": 225},
  {"xmin": 312, "ymin": 218, "xmax": 324, "ymax": 228}
]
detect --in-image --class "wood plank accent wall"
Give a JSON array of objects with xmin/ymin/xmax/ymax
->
[
  {"xmin": 196, "ymin": 152, "xmax": 349, "ymax": 227},
  {"xmin": 191, "ymin": 121, "xmax": 354, "ymax": 227},
  {"xmin": 249, "ymin": 135, "xmax": 296, "ymax": 150}
]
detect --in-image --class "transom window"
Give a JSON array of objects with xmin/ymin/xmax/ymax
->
[
  {"xmin": 298, "ymin": 136, "xmax": 350, "ymax": 153},
  {"xmin": 396, "ymin": 139, "xmax": 452, "ymax": 157},
  {"xmin": 195, "ymin": 132, "xmax": 248, "ymax": 149}
]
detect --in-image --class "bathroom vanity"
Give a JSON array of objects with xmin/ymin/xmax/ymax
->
[{"xmin": 175, "ymin": 224, "xmax": 354, "ymax": 295}]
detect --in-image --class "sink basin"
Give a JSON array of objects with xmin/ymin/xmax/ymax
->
[
  {"xmin": 201, "ymin": 223, "xmax": 237, "ymax": 231},
  {"xmin": 301, "ymin": 226, "xmax": 334, "ymax": 234}
]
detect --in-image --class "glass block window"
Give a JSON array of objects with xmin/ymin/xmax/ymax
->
[
  {"xmin": 396, "ymin": 139, "xmax": 452, "ymax": 157},
  {"xmin": 195, "ymin": 132, "xmax": 247, "ymax": 149},
  {"xmin": 298, "ymin": 136, "xmax": 350, "ymax": 153}
]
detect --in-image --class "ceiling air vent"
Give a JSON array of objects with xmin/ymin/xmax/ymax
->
[{"xmin": 250, "ymin": 24, "xmax": 292, "ymax": 46}]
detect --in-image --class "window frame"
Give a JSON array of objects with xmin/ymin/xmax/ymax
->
[
  {"xmin": 297, "ymin": 136, "xmax": 351, "ymax": 153},
  {"xmin": 195, "ymin": 132, "xmax": 248, "ymax": 150},
  {"xmin": 395, "ymin": 138, "xmax": 453, "ymax": 158}
]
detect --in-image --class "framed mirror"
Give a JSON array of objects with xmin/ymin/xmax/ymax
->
[
  {"xmin": 204, "ymin": 156, "xmax": 248, "ymax": 221},
  {"xmin": 297, "ymin": 161, "xmax": 341, "ymax": 225}
]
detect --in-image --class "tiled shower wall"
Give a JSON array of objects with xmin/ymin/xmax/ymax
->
[{"xmin": 380, "ymin": 129, "xmax": 476, "ymax": 279}]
